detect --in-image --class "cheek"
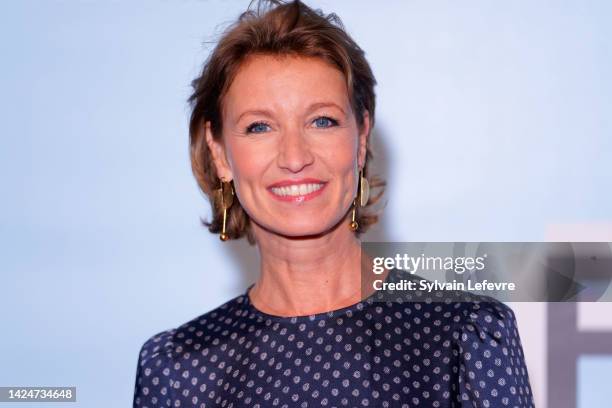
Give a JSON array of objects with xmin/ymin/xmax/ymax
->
[
  {"xmin": 224, "ymin": 140, "xmax": 269, "ymax": 194},
  {"xmin": 317, "ymin": 133, "xmax": 360, "ymax": 174}
]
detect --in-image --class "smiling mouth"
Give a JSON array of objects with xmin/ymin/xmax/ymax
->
[
  {"xmin": 270, "ymin": 183, "xmax": 324, "ymax": 196},
  {"xmin": 267, "ymin": 182, "xmax": 327, "ymax": 202}
]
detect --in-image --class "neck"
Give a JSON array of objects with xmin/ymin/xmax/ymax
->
[{"xmin": 248, "ymin": 216, "xmax": 371, "ymax": 317}]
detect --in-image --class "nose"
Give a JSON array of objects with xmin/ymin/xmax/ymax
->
[{"xmin": 276, "ymin": 126, "xmax": 314, "ymax": 173}]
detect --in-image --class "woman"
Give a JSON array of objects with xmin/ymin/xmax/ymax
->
[{"xmin": 133, "ymin": 1, "xmax": 535, "ymax": 407}]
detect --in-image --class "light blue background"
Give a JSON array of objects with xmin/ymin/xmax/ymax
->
[
  {"xmin": 0, "ymin": 1, "xmax": 610, "ymax": 407},
  {"xmin": 578, "ymin": 356, "xmax": 612, "ymax": 407}
]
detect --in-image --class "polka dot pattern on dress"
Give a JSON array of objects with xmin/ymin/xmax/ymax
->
[{"xmin": 133, "ymin": 269, "xmax": 534, "ymax": 407}]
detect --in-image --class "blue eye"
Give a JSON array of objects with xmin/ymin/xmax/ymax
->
[
  {"xmin": 246, "ymin": 117, "xmax": 338, "ymax": 133},
  {"xmin": 313, "ymin": 116, "xmax": 338, "ymax": 128},
  {"xmin": 246, "ymin": 122, "xmax": 271, "ymax": 134}
]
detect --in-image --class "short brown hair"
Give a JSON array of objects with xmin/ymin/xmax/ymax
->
[{"xmin": 188, "ymin": 0, "xmax": 385, "ymax": 245}]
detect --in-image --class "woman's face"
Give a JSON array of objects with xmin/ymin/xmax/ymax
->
[{"xmin": 206, "ymin": 54, "xmax": 369, "ymax": 238}]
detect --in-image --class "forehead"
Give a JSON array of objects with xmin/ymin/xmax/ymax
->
[{"xmin": 223, "ymin": 54, "xmax": 351, "ymax": 115}]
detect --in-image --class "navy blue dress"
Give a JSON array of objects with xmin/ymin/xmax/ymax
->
[{"xmin": 133, "ymin": 269, "xmax": 534, "ymax": 407}]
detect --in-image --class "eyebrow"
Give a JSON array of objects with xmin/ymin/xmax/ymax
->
[
  {"xmin": 307, "ymin": 102, "xmax": 346, "ymax": 116},
  {"xmin": 235, "ymin": 102, "xmax": 347, "ymax": 123}
]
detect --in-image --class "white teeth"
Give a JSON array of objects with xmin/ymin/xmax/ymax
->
[{"xmin": 271, "ymin": 183, "xmax": 324, "ymax": 197}]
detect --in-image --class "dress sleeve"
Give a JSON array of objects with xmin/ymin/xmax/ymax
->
[
  {"xmin": 132, "ymin": 329, "xmax": 176, "ymax": 408},
  {"xmin": 455, "ymin": 300, "xmax": 535, "ymax": 407}
]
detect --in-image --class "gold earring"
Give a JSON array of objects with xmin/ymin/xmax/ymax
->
[
  {"xmin": 214, "ymin": 179, "xmax": 234, "ymax": 241},
  {"xmin": 349, "ymin": 198, "xmax": 359, "ymax": 231},
  {"xmin": 359, "ymin": 169, "xmax": 370, "ymax": 207},
  {"xmin": 349, "ymin": 169, "xmax": 370, "ymax": 231}
]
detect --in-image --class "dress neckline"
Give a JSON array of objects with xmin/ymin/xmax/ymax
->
[{"xmin": 241, "ymin": 268, "xmax": 396, "ymax": 323}]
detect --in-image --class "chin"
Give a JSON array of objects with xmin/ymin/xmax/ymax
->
[
  {"xmin": 268, "ymin": 222, "xmax": 323, "ymax": 237},
  {"xmin": 249, "ymin": 206, "xmax": 348, "ymax": 238},
  {"xmin": 269, "ymin": 217, "xmax": 346, "ymax": 238}
]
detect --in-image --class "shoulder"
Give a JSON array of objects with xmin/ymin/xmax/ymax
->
[
  {"xmin": 392, "ymin": 270, "xmax": 520, "ymax": 343},
  {"xmin": 137, "ymin": 291, "xmax": 248, "ymax": 362},
  {"xmin": 133, "ymin": 329, "xmax": 177, "ymax": 407},
  {"xmin": 446, "ymin": 299, "xmax": 534, "ymax": 405},
  {"xmin": 450, "ymin": 294, "xmax": 519, "ymax": 347},
  {"xmin": 388, "ymin": 270, "xmax": 519, "ymax": 339},
  {"xmin": 137, "ymin": 328, "xmax": 176, "ymax": 369},
  {"xmin": 447, "ymin": 294, "xmax": 532, "ymax": 391},
  {"xmin": 133, "ymin": 293, "xmax": 249, "ymax": 405}
]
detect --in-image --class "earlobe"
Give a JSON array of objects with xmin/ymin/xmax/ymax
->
[{"xmin": 204, "ymin": 122, "xmax": 233, "ymax": 181}]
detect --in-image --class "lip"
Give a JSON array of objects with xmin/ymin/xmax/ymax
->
[{"xmin": 267, "ymin": 178, "xmax": 328, "ymax": 203}]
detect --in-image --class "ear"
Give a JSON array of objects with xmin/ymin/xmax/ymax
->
[
  {"xmin": 204, "ymin": 122, "xmax": 233, "ymax": 181},
  {"xmin": 357, "ymin": 110, "xmax": 371, "ymax": 169}
]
